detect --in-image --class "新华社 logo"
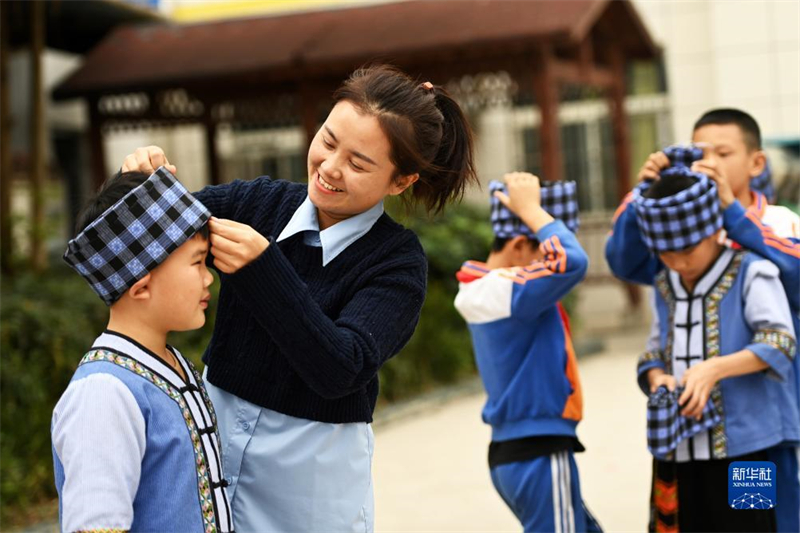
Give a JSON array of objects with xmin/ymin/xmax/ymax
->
[{"xmin": 728, "ymin": 461, "xmax": 777, "ymax": 510}]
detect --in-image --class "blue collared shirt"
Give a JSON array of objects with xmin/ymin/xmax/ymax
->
[{"xmin": 276, "ymin": 196, "xmax": 384, "ymax": 266}]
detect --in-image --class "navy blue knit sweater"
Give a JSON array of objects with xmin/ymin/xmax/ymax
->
[{"xmin": 192, "ymin": 177, "xmax": 427, "ymax": 424}]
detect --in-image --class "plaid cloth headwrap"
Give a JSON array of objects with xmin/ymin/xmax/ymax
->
[
  {"xmin": 665, "ymin": 143, "xmax": 776, "ymax": 204},
  {"xmin": 647, "ymin": 386, "xmax": 722, "ymax": 460},
  {"xmin": 663, "ymin": 144, "xmax": 703, "ymax": 168},
  {"xmin": 632, "ymin": 167, "xmax": 722, "ymax": 253},
  {"xmin": 489, "ymin": 179, "xmax": 580, "ymax": 239},
  {"xmin": 63, "ymin": 167, "xmax": 211, "ymax": 306},
  {"xmin": 750, "ymin": 158, "xmax": 775, "ymax": 204}
]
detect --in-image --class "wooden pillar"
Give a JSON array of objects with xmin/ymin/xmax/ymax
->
[
  {"xmin": 607, "ymin": 47, "xmax": 631, "ymax": 201},
  {"xmin": 577, "ymin": 37, "xmax": 594, "ymax": 81},
  {"xmin": 532, "ymin": 45, "xmax": 562, "ymax": 181},
  {"xmin": 87, "ymin": 97, "xmax": 106, "ymax": 191},
  {"xmin": 29, "ymin": 0, "xmax": 46, "ymax": 271},
  {"xmin": 606, "ymin": 46, "xmax": 641, "ymax": 309},
  {"xmin": 0, "ymin": 1, "xmax": 12, "ymax": 274},
  {"xmin": 299, "ymin": 84, "xmax": 320, "ymax": 150},
  {"xmin": 204, "ymin": 106, "xmax": 221, "ymax": 185}
]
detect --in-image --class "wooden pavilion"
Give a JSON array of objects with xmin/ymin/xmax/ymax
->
[{"xmin": 53, "ymin": 0, "xmax": 661, "ymax": 194}]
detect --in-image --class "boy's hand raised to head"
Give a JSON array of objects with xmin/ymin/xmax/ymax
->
[
  {"xmin": 208, "ymin": 217, "xmax": 270, "ymax": 274},
  {"xmin": 496, "ymin": 172, "xmax": 542, "ymax": 210},
  {"xmin": 493, "ymin": 172, "xmax": 554, "ymax": 233},
  {"xmin": 121, "ymin": 146, "xmax": 178, "ymax": 175},
  {"xmin": 691, "ymin": 144, "xmax": 735, "ymax": 209},
  {"xmin": 637, "ymin": 152, "xmax": 670, "ymax": 182}
]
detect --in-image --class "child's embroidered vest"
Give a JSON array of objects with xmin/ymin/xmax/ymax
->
[{"xmin": 53, "ymin": 336, "xmax": 233, "ymax": 533}]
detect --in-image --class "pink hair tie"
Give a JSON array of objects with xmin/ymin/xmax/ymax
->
[{"xmin": 421, "ymin": 81, "xmax": 434, "ymax": 91}]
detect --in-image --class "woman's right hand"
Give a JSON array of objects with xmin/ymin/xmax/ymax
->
[{"xmin": 121, "ymin": 146, "xmax": 177, "ymax": 175}]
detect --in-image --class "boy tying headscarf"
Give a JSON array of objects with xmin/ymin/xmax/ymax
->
[
  {"xmin": 454, "ymin": 172, "xmax": 601, "ymax": 533},
  {"xmin": 633, "ymin": 164, "xmax": 798, "ymax": 533},
  {"xmin": 608, "ymin": 110, "xmax": 800, "ymax": 532}
]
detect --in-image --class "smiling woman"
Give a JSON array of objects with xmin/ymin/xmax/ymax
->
[
  {"xmin": 307, "ymin": 100, "xmax": 402, "ymax": 229},
  {"xmin": 119, "ymin": 64, "xmax": 477, "ymax": 532}
]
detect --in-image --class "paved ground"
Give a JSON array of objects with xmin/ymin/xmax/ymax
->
[{"xmin": 372, "ymin": 329, "xmax": 652, "ymax": 533}]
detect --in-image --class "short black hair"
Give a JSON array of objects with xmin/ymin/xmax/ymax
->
[
  {"xmin": 643, "ymin": 175, "xmax": 699, "ymax": 200},
  {"xmin": 693, "ymin": 108, "xmax": 761, "ymax": 151},
  {"xmin": 491, "ymin": 236, "xmax": 539, "ymax": 252},
  {"xmin": 75, "ymin": 170, "xmax": 209, "ymax": 239}
]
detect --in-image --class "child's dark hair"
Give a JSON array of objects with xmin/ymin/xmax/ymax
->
[
  {"xmin": 693, "ymin": 108, "xmax": 761, "ymax": 151},
  {"xmin": 643, "ymin": 175, "xmax": 699, "ymax": 200},
  {"xmin": 75, "ymin": 170, "xmax": 209, "ymax": 239},
  {"xmin": 491, "ymin": 236, "xmax": 539, "ymax": 252},
  {"xmin": 333, "ymin": 64, "xmax": 478, "ymax": 214}
]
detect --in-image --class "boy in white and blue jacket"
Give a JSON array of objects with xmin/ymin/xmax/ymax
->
[
  {"xmin": 632, "ymin": 166, "xmax": 798, "ymax": 533},
  {"xmin": 455, "ymin": 172, "xmax": 601, "ymax": 533}
]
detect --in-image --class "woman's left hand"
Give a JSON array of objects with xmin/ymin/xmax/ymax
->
[{"xmin": 208, "ymin": 217, "xmax": 270, "ymax": 274}]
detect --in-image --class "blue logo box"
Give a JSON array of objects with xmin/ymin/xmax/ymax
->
[{"xmin": 729, "ymin": 461, "xmax": 777, "ymax": 510}]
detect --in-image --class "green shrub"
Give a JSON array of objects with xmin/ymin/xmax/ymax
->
[
  {"xmin": 0, "ymin": 266, "xmax": 219, "ymax": 525},
  {"xmin": 1, "ymin": 267, "xmax": 107, "ymax": 521},
  {"xmin": 379, "ymin": 279, "xmax": 477, "ymax": 402},
  {"xmin": 379, "ymin": 202, "xmax": 494, "ymax": 402}
]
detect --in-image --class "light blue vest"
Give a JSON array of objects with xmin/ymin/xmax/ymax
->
[
  {"xmin": 53, "ymin": 339, "xmax": 233, "ymax": 533},
  {"xmin": 641, "ymin": 250, "xmax": 799, "ymax": 459}
]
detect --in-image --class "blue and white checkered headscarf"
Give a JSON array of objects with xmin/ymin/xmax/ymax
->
[
  {"xmin": 750, "ymin": 158, "xmax": 775, "ymax": 204},
  {"xmin": 633, "ymin": 166, "xmax": 723, "ymax": 253},
  {"xmin": 665, "ymin": 143, "xmax": 776, "ymax": 203},
  {"xmin": 63, "ymin": 167, "xmax": 211, "ymax": 306},
  {"xmin": 489, "ymin": 180, "xmax": 580, "ymax": 239},
  {"xmin": 663, "ymin": 144, "xmax": 704, "ymax": 169}
]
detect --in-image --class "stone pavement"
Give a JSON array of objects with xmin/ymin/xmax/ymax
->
[{"xmin": 372, "ymin": 329, "xmax": 652, "ymax": 532}]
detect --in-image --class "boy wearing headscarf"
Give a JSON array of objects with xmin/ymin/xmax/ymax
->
[
  {"xmin": 454, "ymin": 172, "xmax": 601, "ymax": 533},
  {"xmin": 632, "ymin": 166, "xmax": 798, "ymax": 532},
  {"xmin": 606, "ymin": 109, "xmax": 800, "ymax": 533},
  {"xmin": 53, "ymin": 168, "xmax": 233, "ymax": 532},
  {"xmin": 607, "ymin": 109, "xmax": 799, "ymax": 290}
]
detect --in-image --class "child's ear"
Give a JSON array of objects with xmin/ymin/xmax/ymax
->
[
  {"xmin": 128, "ymin": 273, "xmax": 152, "ymax": 301},
  {"xmin": 750, "ymin": 150, "xmax": 767, "ymax": 178},
  {"xmin": 510, "ymin": 235, "xmax": 529, "ymax": 251}
]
